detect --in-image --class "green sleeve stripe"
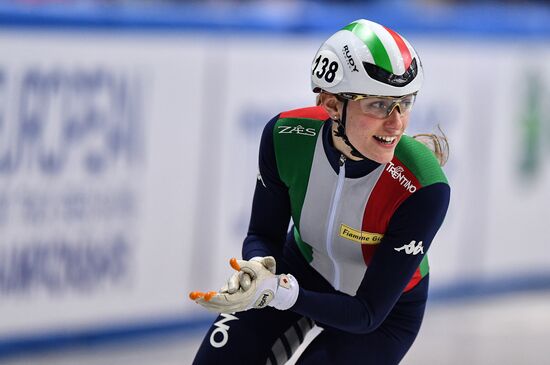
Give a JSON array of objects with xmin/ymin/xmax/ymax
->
[
  {"xmin": 395, "ymin": 135, "xmax": 448, "ymax": 187},
  {"xmin": 419, "ymin": 255, "xmax": 429, "ymax": 277},
  {"xmin": 273, "ymin": 117, "xmax": 324, "ymax": 229}
]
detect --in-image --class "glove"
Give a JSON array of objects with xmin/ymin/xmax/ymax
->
[
  {"xmin": 219, "ymin": 256, "xmax": 275, "ymax": 294},
  {"xmin": 189, "ymin": 257, "xmax": 299, "ymax": 313}
]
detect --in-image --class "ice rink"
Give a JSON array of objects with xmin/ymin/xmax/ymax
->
[{"xmin": 3, "ymin": 290, "xmax": 549, "ymax": 365}]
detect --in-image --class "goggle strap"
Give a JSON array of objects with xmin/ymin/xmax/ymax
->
[{"xmin": 334, "ymin": 99, "xmax": 367, "ymax": 160}]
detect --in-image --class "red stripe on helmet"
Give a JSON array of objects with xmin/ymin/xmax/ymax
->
[{"xmin": 384, "ymin": 26, "xmax": 412, "ymax": 70}]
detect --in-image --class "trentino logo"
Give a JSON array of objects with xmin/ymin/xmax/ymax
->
[{"xmin": 386, "ymin": 161, "xmax": 417, "ymax": 193}]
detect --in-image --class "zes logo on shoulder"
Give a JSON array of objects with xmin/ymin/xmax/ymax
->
[
  {"xmin": 277, "ymin": 125, "xmax": 317, "ymax": 137},
  {"xmin": 339, "ymin": 224, "xmax": 383, "ymax": 245}
]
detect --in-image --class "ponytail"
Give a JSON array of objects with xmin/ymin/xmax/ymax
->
[{"xmin": 413, "ymin": 126, "xmax": 449, "ymax": 166}]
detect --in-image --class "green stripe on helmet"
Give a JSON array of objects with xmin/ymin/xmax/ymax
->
[{"xmin": 342, "ymin": 21, "xmax": 393, "ymax": 74}]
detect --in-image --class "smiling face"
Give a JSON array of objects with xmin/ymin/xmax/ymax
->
[
  {"xmin": 343, "ymin": 99, "xmax": 409, "ymax": 163},
  {"xmin": 320, "ymin": 93, "xmax": 411, "ymax": 164}
]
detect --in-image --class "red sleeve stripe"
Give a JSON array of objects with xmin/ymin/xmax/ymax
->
[
  {"xmin": 361, "ymin": 158, "xmax": 424, "ymax": 292},
  {"xmin": 279, "ymin": 106, "xmax": 329, "ymax": 121}
]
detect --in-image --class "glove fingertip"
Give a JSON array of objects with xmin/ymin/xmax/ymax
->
[
  {"xmin": 189, "ymin": 291, "xmax": 204, "ymax": 300},
  {"xmin": 229, "ymin": 258, "xmax": 241, "ymax": 271},
  {"xmin": 204, "ymin": 291, "xmax": 218, "ymax": 302}
]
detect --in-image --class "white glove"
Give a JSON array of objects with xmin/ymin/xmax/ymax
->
[
  {"xmin": 189, "ymin": 257, "xmax": 299, "ymax": 313},
  {"xmin": 219, "ymin": 256, "xmax": 274, "ymax": 294}
]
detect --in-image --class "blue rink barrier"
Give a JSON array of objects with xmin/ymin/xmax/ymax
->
[
  {"xmin": 0, "ymin": 313, "xmax": 216, "ymax": 359},
  {"xmin": 0, "ymin": 1, "xmax": 549, "ymax": 38},
  {"xmin": 1, "ymin": 273, "xmax": 550, "ymax": 359},
  {"xmin": 429, "ymin": 272, "xmax": 550, "ymax": 303}
]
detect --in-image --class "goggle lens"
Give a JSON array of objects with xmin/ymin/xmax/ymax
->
[{"xmin": 340, "ymin": 93, "xmax": 417, "ymax": 119}]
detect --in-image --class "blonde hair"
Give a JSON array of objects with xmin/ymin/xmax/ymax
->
[{"xmin": 413, "ymin": 125, "xmax": 449, "ymax": 166}]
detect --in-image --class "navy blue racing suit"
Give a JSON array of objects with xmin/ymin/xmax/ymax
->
[{"xmin": 194, "ymin": 108, "xmax": 450, "ymax": 364}]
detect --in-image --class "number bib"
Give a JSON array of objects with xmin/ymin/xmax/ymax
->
[{"xmin": 311, "ymin": 50, "xmax": 343, "ymax": 89}]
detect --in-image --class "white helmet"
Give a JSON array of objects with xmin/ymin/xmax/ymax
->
[{"xmin": 311, "ymin": 19, "xmax": 423, "ymax": 97}]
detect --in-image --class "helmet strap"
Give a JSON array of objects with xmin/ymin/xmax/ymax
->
[{"xmin": 333, "ymin": 99, "xmax": 367, "ymax": 159}]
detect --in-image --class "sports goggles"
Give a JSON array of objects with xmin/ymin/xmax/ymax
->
[{"xmin": 338, "ymin": 93, "xmax": 417, "ymax": 119}]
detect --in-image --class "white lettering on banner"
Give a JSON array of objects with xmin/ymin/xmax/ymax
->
[
  {"xmin": 386, "ymin": 161, "xmax": 417, "ymax": 193},
  {"xmin": 0, "ymin": 189, "xmax": 135, "ymax": 226},
  {"xmin": 277, "ymin": 125, "xmax": 317, "ymax": 137},
  {"xmin": 210, "ymin": 313, "xmax": 239, "ymax": 348},
  {"xmin": 0, "ymin": 66, "xmax": 146, "ymax": 296},
  {"xmin": 0, "ymin": 68, "xmax": 143, "ymax": 176},
  {"xmin": 0, "ymin": 236, "xmax": 130, "ymax": 293},
  {"xmin": 394, "ymin": 240, "xmax": 424, "ymax": 255}
]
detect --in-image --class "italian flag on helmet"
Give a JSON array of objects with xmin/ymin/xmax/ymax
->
[{"xmin": 311, "ymin": 19, "xmax": 423, "ymax": 97}]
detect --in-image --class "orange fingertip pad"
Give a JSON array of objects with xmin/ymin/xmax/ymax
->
[
  {"xmin": 204, "ymin": 291, "xmax": 217, "ymax": 301},
  {"xmin": 189, "ymin": 291, "xmax": 204, "ymax": 300},
  {"xmin": 229, "ymin": 257, "xmax": 241, "ymax": 271}
]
